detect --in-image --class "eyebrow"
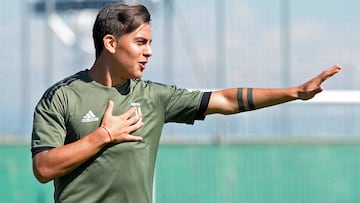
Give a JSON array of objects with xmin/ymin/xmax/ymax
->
[{"xmin": 135, "ymin": 37, "xmax": 152, "ymax": 43}]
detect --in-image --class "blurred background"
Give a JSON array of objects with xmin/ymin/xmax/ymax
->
[{"xmin": 1, "ymin": 0, "xmax": 360, "ymax": 202}]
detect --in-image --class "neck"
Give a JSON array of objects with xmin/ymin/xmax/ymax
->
[{"xmin": 88, "ymin": 60, "xmax": 127, "ymax": 87}]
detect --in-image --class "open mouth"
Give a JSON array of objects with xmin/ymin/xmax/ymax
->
[{"xmin": 139, "ymin": 62, "xmax": 147, "ymax": 70}]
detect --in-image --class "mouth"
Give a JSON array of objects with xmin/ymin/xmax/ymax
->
[{"xmin": 139, "ymin": 62, "xmax": 147, "ymax": 71}]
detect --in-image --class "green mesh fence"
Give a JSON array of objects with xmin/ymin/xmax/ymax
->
[
  {"xmin": 0, "ymin": 145, "xmax": 53, "ymax": 203},
  {"xmin": 156, "ymin": 144, "xmax": 360, "ymax": 203},
  {"xmin": 1, "ymin": 144, "xmax": 360, "ymax": 203}
]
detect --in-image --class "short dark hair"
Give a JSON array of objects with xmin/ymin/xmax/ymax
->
[{"xmin": 92, "ymin": 3, "xmax": 151, "ymax": 58}]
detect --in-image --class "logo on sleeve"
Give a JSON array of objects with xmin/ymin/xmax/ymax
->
[{"xmin": 81, "ymin": 110, "xmax": 99, "ymax": 123}]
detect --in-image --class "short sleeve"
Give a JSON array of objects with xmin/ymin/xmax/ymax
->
[
  {"xmin": 162, "ymin": 86, "xmax": 205, "ymax": 124},
  {"xmin": 31, "ymin": 89, "xmax": 67, "ymax": 156}
]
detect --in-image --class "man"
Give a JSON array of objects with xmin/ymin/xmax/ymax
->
[{"xmin": 31, "ymin": 3, "xmax": 341, "ymax": 203}]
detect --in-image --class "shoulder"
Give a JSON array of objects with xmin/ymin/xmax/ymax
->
[
  {"xmin": 130, "ymin": 79, "xmax": 169, "ymax": 94},
  {"xmin": 35, "ymin": 71, "xmax": 88, "ymax": 113},
  {"xmin": 131, "ymin": 79, "xmax": 187, "ymax": 93},
  {"xmin": 132, "ymin": 79, "xmax": 167, "ymax": 88},
  {"xmin": 40, "ymin": 71, "xmax": 86, "ymax": 103},
  {"xmin": 132, "ymin": 79, "xmax": 205, "ymax": 93},
  {"xmin": 131, "ymin": 79, "xmax": 203, "ymax": 99}
]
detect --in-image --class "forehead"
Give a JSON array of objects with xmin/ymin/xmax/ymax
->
[{"xmin": 128, "ymin": 23, "xmax": 152, "ymax": 40}]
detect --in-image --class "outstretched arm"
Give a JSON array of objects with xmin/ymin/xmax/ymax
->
[{"xmin": 205, "ymin": 65, "xmax": 341, "ymax": 115}]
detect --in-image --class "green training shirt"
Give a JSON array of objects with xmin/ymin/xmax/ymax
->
[{"xmin": 31, "ymin": 70, "xmax": 209, "ymax": 203}]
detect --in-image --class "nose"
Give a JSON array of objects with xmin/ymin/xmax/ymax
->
[{"xmin": 144, "ymin": 44, "xmax": 152, "ymax": 57}]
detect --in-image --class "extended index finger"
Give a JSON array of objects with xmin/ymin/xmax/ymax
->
[{"xmin": 317, "ymin": 65, "xmax": 341, "ymax": 83}]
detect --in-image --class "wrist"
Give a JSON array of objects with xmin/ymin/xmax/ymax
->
[
  {"xmin": 100, "ymin": 126, "xmax": 113, "ymax": 143},
  {"xmin": 288, "ymin": 86, "xmax": 300, "ymax": 100}
]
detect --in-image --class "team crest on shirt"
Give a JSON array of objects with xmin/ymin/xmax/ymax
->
[{"xmin": 81, "ymin": 110, "xmax": 99, "ymax": 123}]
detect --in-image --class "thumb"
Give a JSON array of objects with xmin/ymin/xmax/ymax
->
[{"xmin": 104, "ymin": 100, "xmax": 114, "ymax": 117}]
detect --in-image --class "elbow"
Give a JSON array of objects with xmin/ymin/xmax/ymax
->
[
  {"xmin": 33, "ymin": 164, "xmax": 53, "ymax": 183},
  {"xmin": 35, "ymin": 176, "xmax": 51, "ymax": 184},
  {"xmin": 35, "ymin": 175, "xmax": 52, "ymax": 184},
  {"xmin": 32, "ymin": 154, "xmax": 54, "ymax": 183}
]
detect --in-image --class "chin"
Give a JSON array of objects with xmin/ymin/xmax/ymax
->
[{"xmin": 132, "ymin": 74, "xmax": 143, "ymax": 79}]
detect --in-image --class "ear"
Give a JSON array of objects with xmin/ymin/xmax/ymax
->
[{"xmin": 103, "ymin": 34, "xmax": 117, "ymax": 54}]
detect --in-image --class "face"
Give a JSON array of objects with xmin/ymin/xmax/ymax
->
[{"xmin": 111, "ymin": 23, "xmax": 153, "ymax": 81}]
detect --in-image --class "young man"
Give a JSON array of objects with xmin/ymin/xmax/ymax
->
[{"xmin": 31, "ymin": 3, "xmax": 341, "ymax": 203}]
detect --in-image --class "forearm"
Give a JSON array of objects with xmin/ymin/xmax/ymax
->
[
  {"xmin": 32, "ymin": 127, "xmax": 110, "ymax": 183},
  {"xmin": 205, "ymin": 87, "xmax": 299, "ymax": 115},
  {"xmin": 205, "ymin": 66, "xmax": 340, "ymax": 115},
  {"xmin": 244, "ymin": 87, "xmax": 298, "ymax": 110}
]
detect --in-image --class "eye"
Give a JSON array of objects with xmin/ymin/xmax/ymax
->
[{"xmin": 135, "ymin": 39, "xmax": 146, "ymax": 45}]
